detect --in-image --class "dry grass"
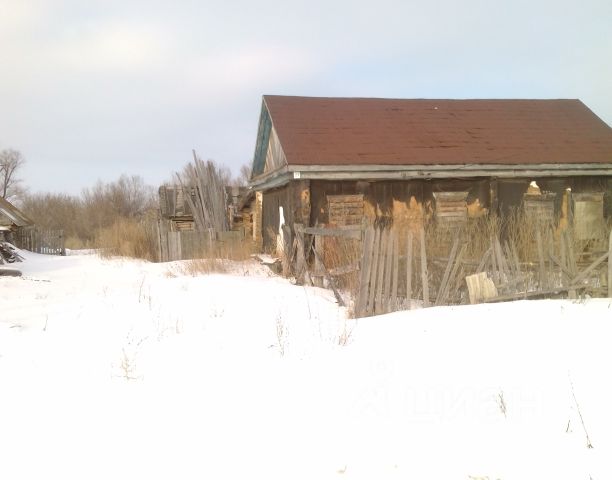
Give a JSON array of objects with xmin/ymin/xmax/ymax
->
[
  {"xmin": 175, "ymin": 237, "xmax": 256, "ymax": 275},
  {"xmin": 94, "ymin": 217, "xmax": 158, "ymax": 261},
  {"xmin": 320, "ymin": 235, "xmax": 362, "ymax": 298}
]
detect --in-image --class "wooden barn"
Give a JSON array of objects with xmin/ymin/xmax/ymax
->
[{"xmin": 248, "ymin": 96, "xmax": 612, "ymax": 251}]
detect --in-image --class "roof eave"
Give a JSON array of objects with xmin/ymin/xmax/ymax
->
[{"xmin": 250, "ymin": 163, "xmax": 612, "ymax": 191}]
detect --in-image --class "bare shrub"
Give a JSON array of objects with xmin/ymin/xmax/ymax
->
[{"xmin": 0, "ymin": 148, "xmax": 26, "ymax": 200}]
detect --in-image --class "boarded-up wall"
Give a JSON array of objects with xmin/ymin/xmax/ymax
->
[{"xmin": 572, "ymin": 192, "xmax": 605, "ymax": 241}]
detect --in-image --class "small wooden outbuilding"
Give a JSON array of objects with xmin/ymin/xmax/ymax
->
[{"xmin": 0, "ymin": 196, "xmax": 34, "ymax": 243}]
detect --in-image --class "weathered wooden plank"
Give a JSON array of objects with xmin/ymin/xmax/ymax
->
[
  {"xmin": 419, "ymin": 227, "xmax": 429, "ymax": 307},
  {"xmin": 303, "ymin": 227, "xmax": 362, "ymax": 239},
  {"xmin": 490, "ymin": 238, "xmax": 499, "ymax": 285},
  {"xmin": 436, "ymin": 211, "xmax": 468, "ymax": 218},
  {"xmin": 382, "ymin": 229, "xmax": 394, "ymax": 312},
  {"xmin": 435, "ymin": 237, "xmax": 460, "ymax": 306},
  {"xmin": 406, "ymin": 230, "xmax": 413, "ymax": 309},
  {"xmin": 375, "ymin": 229, "xmax": 389, "ymax": 315},
  {"xmin": 564, "ymin": 230, "xmax": 577, "ymax": 276},
  {"xmin": 294, "ymin": 224, "xmax": 306, "ymax": 284},
  {"xmin": 446, "ymin": 244, "xmax": 467, "ymax": 303},
  {"xmin": 327, "ymin": 194, "xmax": 364, "ymax": 203},
  {"xmin": 483, "ymin": 283, "xmax": 592, "ymax": 303},
  {"xmin": 476, "ymin": 247, "xmax": 492, "ymax": 273},
  {"xmin": 494, "ymin": 237, "xmax": 509, "ymax": 283},
  {"xmin": 570, "ymin": 251, "xmax": 609, "ymax": 286},
  {"xmin": 366, "ymin": 228, "xmax": 381, "ymax": 316},
  {"xmin": 328, "ymin": 206, "xmax": 364, "ymax": 214},
  {"xmin": 466, "ymin": 272, "xmax": 498, "ymax": 304},
  {"xmin": 310, "ymin": 238, "xmax": 345, "ymax": 307},
  {"xmin": 355, "ymin": 226, "xmax": 375, "ymax": 317},
  {"xmin": 535, "ymin": 229, "xmax": 545, "ymax": 288},
  {"xmin": 314, "ymin": 235, "xmax": 324, "ymax": 287},
  {"xmin": 390, "ymin": 232, "xmax": 399, "ymax": 312}
]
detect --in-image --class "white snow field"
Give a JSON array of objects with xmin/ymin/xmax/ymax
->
[{"xmin": 1, "ymin": 251, "xmax": 611, "ymax": 479}]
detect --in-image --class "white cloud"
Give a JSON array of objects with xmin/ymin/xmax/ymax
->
[{"xmin": 49, "ymin": 21, "xmax": 170, "ymax": 72}]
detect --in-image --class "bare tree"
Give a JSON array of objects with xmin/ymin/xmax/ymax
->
[
  {"xmin": 234, "ymin": 163, "xmax": 252, "ymax": 186},
  {"xmin": 0, "ymin": 149, "xmax": 26, "ymax": 200}
]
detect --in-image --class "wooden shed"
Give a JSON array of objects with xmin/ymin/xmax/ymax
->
[
  {"xmin": 248, "ymin": 96, "xmax": 612, "ymax": 251},
  {"xmin": 0, "ymin": 196, "xmax": 34, "ymax": 243}
]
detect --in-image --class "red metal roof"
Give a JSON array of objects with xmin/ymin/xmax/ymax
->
[{"xmin": 263, "ymin": 96, "xmax": 612, "ymax": 166}]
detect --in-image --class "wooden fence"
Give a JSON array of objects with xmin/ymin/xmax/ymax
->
[
  {"xmin": 16, "ymin": 228, "xmax": 65, "ymax": 255},
  {"xmin": 353, "ymin": 225, "xmax": 612, "ymax": 317},
  {"xmin": 156, "ymin": 222, "xmax": 244, "ymax": 262},
  {"xmin": 284, "ymin": 221, "xmax": 612, "ymax": 317}
]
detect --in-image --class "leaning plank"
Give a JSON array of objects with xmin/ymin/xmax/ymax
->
[
  {"xmin": 482, "ymin": 284, "xmax": 588, "ymax": 304},
  {"xmin": 494, "ymin": 238, "xmax": 509, "ymax": 281},
  {"xmin": 435, "ymin": 237, "xmax": 460, "ymax": 306},
  {"xmin": 476, "ymin": 247, "xmax": 492, "ymax": 273},
  {"xmin": 549, "ymin": 252, "xmax": 573, "ymax": 278},
  {"xmin": 383, "ymin": 229, "xmax": 394, "ymax": 312},
  {"xmin": 313, "ymin": 235, "xmax": 324, "ymax": 287},
  {"xmin": 366, "ymin": 228, "xmax": 382, "ymax": 316},
  {"xmin": 390, "ymin": 232, "xmax": 399, "ymax": 312},
  {"xmin": 419, "ymin": 227, "xmax": 430, "ymax": 308},
  {"xmin": 444, "ymin": 244, "xmax": 467, "ymax": 304},
  {"xmin": 570, "ymin": 251, "xmax": 609, "ymax": 286},
  {"xmin": 310, "ymin": 240, "xmax": 345, "ymax": 307},
  {"xmin": 355, "ymin": 226, "xmax": 375, "ymax": 317},
  {"xmin": 406, "ymin": 231, "xmax": 413, "ymax": 309},
  {"xmin": 536, "ymin": 229, "xmax": 546, "ymax": 289},
  {"xmin": 490, "ymin": 238, "xmax": 499, "ymax": 285},
  {"xmin": 375, "ymin": 229, "xmax": 389, "ymax": 315},
  {"xmin": 294, "ymin": 224, "xmax": 306, "ymax": 284}
]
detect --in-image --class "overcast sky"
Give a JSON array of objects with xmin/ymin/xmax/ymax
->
[{"xmin": 1, "ymin": 0, "xmax": 610, "ymax": 195}]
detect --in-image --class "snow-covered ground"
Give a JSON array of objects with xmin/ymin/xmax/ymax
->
[{"xmin": 1, "ymin": 251, "xmax": 611, "ymax": 479}]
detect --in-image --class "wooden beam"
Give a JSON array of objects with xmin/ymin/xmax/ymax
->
[
  {"xmin": 570, "ymin": 251, "xmax": 609, "ymax": 286},
  {"xmin": 303, "ymin": 227, "xmax": 362, "ymax": 239}
]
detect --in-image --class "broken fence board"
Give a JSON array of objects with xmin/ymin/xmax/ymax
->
[
  {"xmin": 406, "ymin": 231, "xmax": 413, "ymax": 309},
  {"xmin": 366, "ymin": 228, "xmax": 382, "ymax": 316},
  {"xmin": 419, "ymin": 227, "xmax": 430, "ymax": 308},
  {"xmin": 355, "ymin": 226, "xmax": 375, "ymax": 317},
  {"xmin": 375, "ymin": 229, "xmax": 389, "ymax": 315}
]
